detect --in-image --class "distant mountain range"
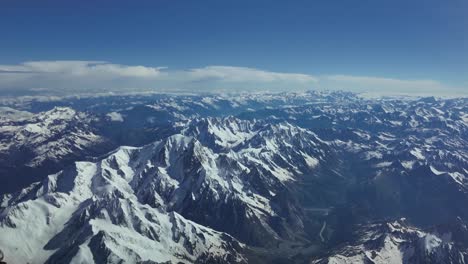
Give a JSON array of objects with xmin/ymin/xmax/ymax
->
[{"xmin": 0, "ymin": 91, "xmax": 467, "ymax": 263}]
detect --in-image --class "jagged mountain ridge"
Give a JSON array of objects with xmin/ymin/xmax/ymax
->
[
  {"xmin": 313, "ymin": 219, "xmax": 468, "ymax": 264},
  {"xmin": 0, "ymin": 107, "xmax": 117, "ymax": 195},
  {"xmin": 0, "ymin": 107, "xmax": 109, "ymax": 167},
  {"xmin": 0, "ymin": 117, "xmax": 332, "ymax": 263},
  {"xmin": 0, "ymin": 143, "xmax": 247, "ymax": 263},
  {"xmin": 0, "ymin": 92, "xmax": 467, "ymax": 263},
  {"xmin": 0, "ymin": 106, "xmax": 179, "ymax": 195}
]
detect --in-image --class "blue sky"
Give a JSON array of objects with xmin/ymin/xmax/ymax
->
[{"xmin": 0, "ymin": 0, "xmax": 467, "ymax": 96}]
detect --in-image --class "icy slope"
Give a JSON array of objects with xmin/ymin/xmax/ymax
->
[
  {"xmin": 0, "ymin": 117, "xmax": 330, "ymax": 263},
  {"xmin": 0, "ymin": 158, "xmax": 244, "ymax": 264},
  {"xmin": 0, "ymin": 107, "xmax": 110, "ymax": 167},
  {"xmin": 313, "ymin": 219, "xmax": 468, "ymax": 264}
]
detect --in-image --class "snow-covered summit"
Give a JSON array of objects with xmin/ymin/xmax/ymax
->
[
  {"xmin": 0, "ymin": 107, "xmax": 109, "ymax": 167},
  {"xmin": 0, "ymin": 152, "xmax": 245, "ymax": 264},
  {"xmin": 0, "ymin": 117, "xmax": 330, "ymax": 263},
  {"xmin": 313, "ymin": 219, "xmax": 468, "ymax": 264}
]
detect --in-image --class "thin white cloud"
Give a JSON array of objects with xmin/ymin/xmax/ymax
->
[
  {"xmin": 326, "ymin": 75, "xmax": 442, "ymax": 89},
  {"xmin": 0, "ymin": 61, "xmax": 464, "ymax": 97},
  {"xmin": 188, "ymin": 66, "xmax": 318, "ymax": 83},
  {"xmin": 0, "ymin": 61, "xmax": 166, "ymax": 78},
  {"xmin": 321, "ymin": 75, "xmax": 466, "ymax": 97},
  {"xmin": 0, "ymin": 61, "xmax": 318, "ymax": 95}
]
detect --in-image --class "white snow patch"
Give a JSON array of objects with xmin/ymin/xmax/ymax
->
[
  {"xmin": 410, "ymin": 148, "xmax": 425, "ymax": 160},
  {"xmin": 302, "ymin": 152, "xmax": 319, "ymax": 168},
  {"xmin": 430, "ymin": 166, "xmax": 444, "ymax": 175},
  {"xmin": 401, "ymin": 161, "xmax": 415, "ymax": 170},
  {"xmin": 107, "ymin": 112, "xmax": 124, "ymax": 122},
  {"xmin": 423, "ymin": 234, "xmax": 442, "ymax": 253}
]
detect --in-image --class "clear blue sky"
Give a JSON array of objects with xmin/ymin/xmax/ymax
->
[{"xmin": 0, "ymin": 0, "xmax": 467, "ymax": 96}]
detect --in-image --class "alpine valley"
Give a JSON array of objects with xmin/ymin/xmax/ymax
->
[{"xmin": 0, "ymin": 91, "xmax": 467, "ymax": 264}]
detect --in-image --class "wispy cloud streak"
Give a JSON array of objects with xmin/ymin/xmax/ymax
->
[{"xmin": 0, "ymin": 61, "xmax": 464, "ymax": 97}]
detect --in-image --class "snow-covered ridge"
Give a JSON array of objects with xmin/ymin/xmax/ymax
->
[
  {"xmin": 0, "ymin": 117, "xmax": 330, "ymax": 263},
  {"xmin": 1, "ymin": 92, "xmax": 467, "ymax": 263},
  {"xmin": 0, "ymin": 107, "xmax": 109, "ymax": 167},
  {"xmin": 0, "ymin": 106, "xmax": 34, "ymax": 121},
  {"xmin": 182, "ymin": 117, "xmax": 260, "ymax": 150},
  {"xmin": 0, "ymin": 150, "xmax": 245, "ymax": 264},
  {"xmin": 313, "ymin": 219, "xmax": 468, "ymax": 264}
]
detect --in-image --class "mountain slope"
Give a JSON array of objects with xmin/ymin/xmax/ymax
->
[
  {"xmin": 0, "ymin": 93, "xmax": 467, "ymax": 263},
  {"xmin": 0, "ymin": 117, "xmax": 335, "ymax": 263},
  {"xmin": 0, "ymin": 154, "xmax": 245, "ymax": 264},
  {"xmin": 0, "ymin": 107, "xmax": 110, "ymax": 167},
  {"xmin": 312, "ymin": 219, "xmax": 468, "ymax": 264}
]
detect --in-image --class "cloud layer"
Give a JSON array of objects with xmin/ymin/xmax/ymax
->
[
  {"xmin": 188, "ymin": 66, "xmax": 317, "ymax": 83},
  {"xmin": 320, "ymin": 75, "xmax": 465, "ymax": 97},
  {"xmin": 0, "ymin": 61, "xmax": 464, "ymax": 97},
  {"xmin": 0, "ymin": 61, "xmax": 165, "ymax": 77}
]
